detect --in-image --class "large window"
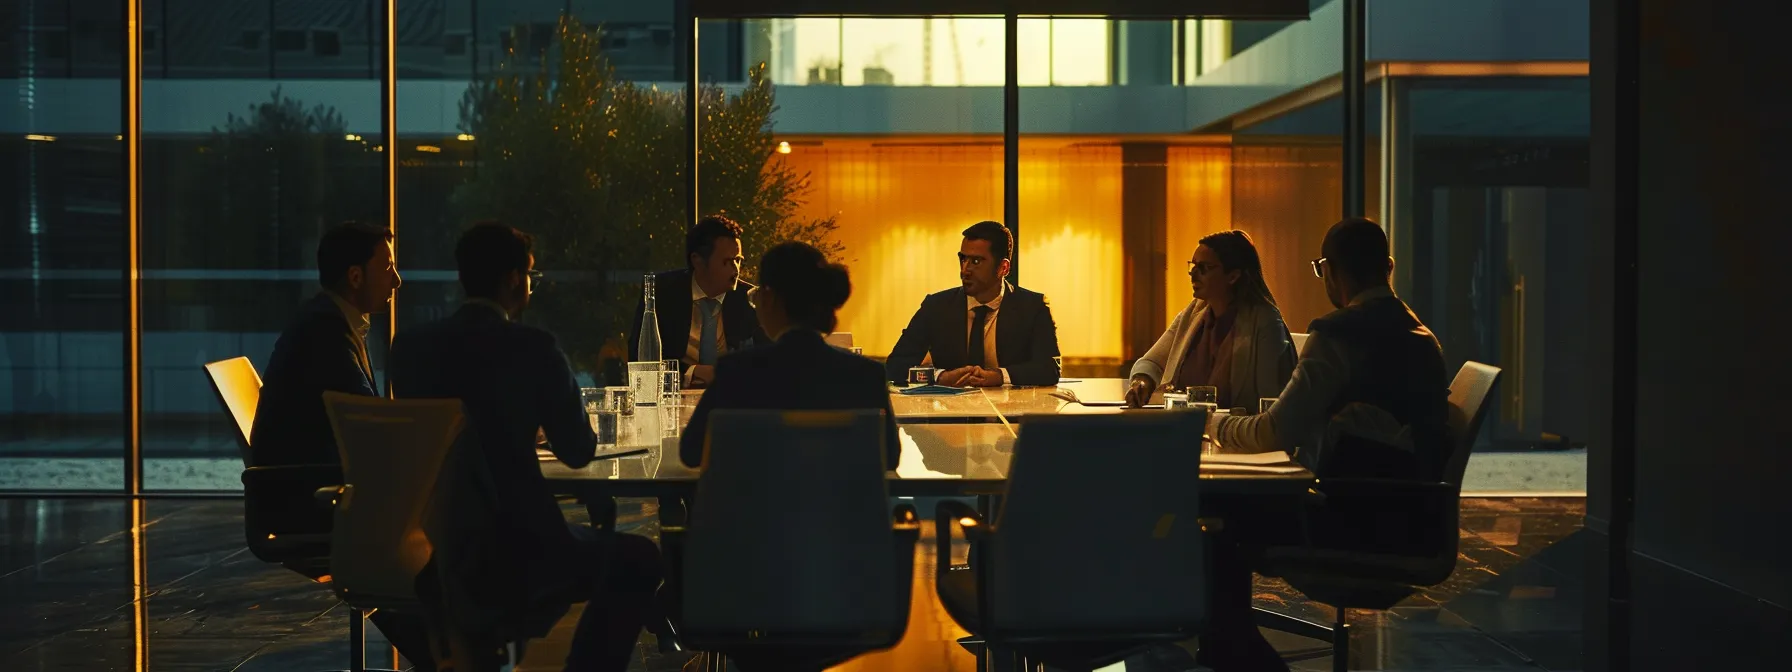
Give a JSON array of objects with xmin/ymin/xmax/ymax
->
[
  {"xmin": 0, "ymin": 2, "xmax": 1588, "ymax": 492},
  {"xmin": 1, "ymin": 1, "xmax": 127, "ymax": 490},
  {"xmin": 139, "ymin": 10, "xmax": 386, "ymax": 489}
]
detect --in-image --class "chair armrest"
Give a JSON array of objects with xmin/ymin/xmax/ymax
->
[
  {"xmin": 314, "ymin": 486, "xmax": 343, "ymax": 509},
  {"xmin": 241, "ymin": 465, "xmax": 345, "ymax": 540}
]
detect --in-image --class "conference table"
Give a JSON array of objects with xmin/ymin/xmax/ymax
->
[{"xmin": 541, "ymin": 378, "xmax": 1315, "ymax": 503}]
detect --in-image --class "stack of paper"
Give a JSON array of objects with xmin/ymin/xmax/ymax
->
[{"xmin": 1201, "ymin": 451, "xmax": 1307, "ymax": 474}]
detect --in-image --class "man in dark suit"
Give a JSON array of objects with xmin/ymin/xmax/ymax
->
[
  {"xmin": 1197, "ymin": 218, "xmax": 1452, "ymax": 672},
  {"xmin": 251, "ymin": 222, "xmax": 401, "ymax": 467},
  {"xmin": 390, "ymin": 222, "xmax": 660, "ymax": 672},
  {"xmin": 629, "ymin": 215, "xmax": 770, "ymax": 388},
  {"xmin": 249, "ymin": 222, "xmax": 434, "ymax": 670},
  {"xmin": 884, "ymin": 221, "xmax": 1062, "ymax": 387}
]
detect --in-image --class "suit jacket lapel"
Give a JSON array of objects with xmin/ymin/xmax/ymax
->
[
  {"xmin": 939, "ymin": 287, "xmax": 969, "ymax": 368},
  {"xmin": 313, "ymin": 293, "xmax": 376, "ymax": 390},
  {"xmin": 355, "ymin": 336, "xmax": 375, "ymax": 389},
  {"xmin": 994, "ymin": 283, "xmax": 1025, "ymax": 367}
]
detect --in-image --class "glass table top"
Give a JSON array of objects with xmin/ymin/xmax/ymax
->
[{"xmin": 542, "ymin": 393, "xmax": 1312, "ymax": 493}]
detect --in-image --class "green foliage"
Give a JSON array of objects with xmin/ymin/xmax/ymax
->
[
  {"xmin": 182, "ymin": 87, "xmax": 380, "ymax": 270},
  {"xmin": 452, "ymin": 16, "xmax": 840, "ymax": 374}
]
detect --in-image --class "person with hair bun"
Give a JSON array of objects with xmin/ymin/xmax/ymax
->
[{"xmin": 678, "ymin": 241, "xmax": 899, "ymax": 469}]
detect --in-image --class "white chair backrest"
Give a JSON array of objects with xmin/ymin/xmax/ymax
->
[
  {"xmin": 684, "ymin": 409, "xmax": 902, "ymax": 635},
  {"xmin": 989, "ymin": 411, "xmax": 1207, "ymax": 633},
  {"xmin": 203, "ymin": 356, "xmax": 262, "ymax": 466},
  {"xmin": 323, "ymin": 392, "xmax": 463, "ymax": 609},
  {"xmin": 824, "ymin": 332, "xmax": 855, "ymax": 350},
  {"xmin": 1443, "ymin": 361, "xmax": 1502, "ymax": 487},
  {"xmin": 1290, "ymin": 332, "xmax": 1310, "ymax": 355}
]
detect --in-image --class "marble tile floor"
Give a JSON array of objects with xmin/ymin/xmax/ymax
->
[{"xmin": 0, "ymin": 497, "xmax": 1585, "ymax": 671}]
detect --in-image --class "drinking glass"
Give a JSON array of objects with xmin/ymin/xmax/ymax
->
[
  {"xmin": 850, "ymin": 347, "xmax": 864, "ymax": 357},
  {"xmin": 1188, "ymin": 386, "xmax": 1218, "ymax": 406},
  {"xmin": 659, "ymin": 364, "xmax": 681, "ymax": 406},
  {"xmin": 1259, "ymin": 397, "xmax": 1278, "ymax": 415},
  {"xmin": 580, "ymin": 387, "xmax": 604, "ymax": 415},
  {"xmin": 628, "ymin": 361, "xmax": 662, "ymax": 407},
  {"xmin": 1162, "ymin": 392, "xmax": 1190, "ymax": 410},
  {"xmin": 591, "ymin": 409, "xmax": 619, "ymax": 444}
]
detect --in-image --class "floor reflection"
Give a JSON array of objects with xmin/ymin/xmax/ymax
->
[{"xmin": 0, "ymin": 497, "xmax": 1584, "ymax": 671}]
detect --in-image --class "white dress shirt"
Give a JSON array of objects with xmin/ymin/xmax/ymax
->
[
  {"xmin": 965, "ymin": 286, "xmax": 1012, "ymax": 385},
  {"xmin": 323, "ymin": 290, "xmax": 371, "ymax": 341}
]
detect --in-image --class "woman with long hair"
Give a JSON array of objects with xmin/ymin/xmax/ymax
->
[{"xmin": 1125, "ymin": 229, "xmax": 1296, "ymax": 409}]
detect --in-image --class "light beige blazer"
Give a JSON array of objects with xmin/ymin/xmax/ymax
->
[{"xmin": 1129, "ymin": 299, "xmax": 1297, "ymax": 407}]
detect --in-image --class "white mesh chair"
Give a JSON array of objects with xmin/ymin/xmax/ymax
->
[{"xmin": 323, "ymin": 392, "xmax": 465, "ymax": 671}]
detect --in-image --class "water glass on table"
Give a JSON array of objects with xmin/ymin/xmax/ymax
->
[
  {"xmin": 659, "ymin": 360, "xmax": 682, "ymax": 406},
  {"xmin": 1259, "ymin": 397, "xmax": 1277, "ymax": 415}
]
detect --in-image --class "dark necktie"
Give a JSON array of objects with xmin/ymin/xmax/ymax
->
[
  {"xmin": 698, "ymin": 297, "xmax": 721, "ymax": 366},
  {"xmin": 968, "ymin": 305, "xmax": 993, "ymax": 369}
]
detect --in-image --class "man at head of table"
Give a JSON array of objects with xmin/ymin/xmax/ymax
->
[{"xmin": 883, "ymin": 220, "xmax": 1062, "ymax": 387}]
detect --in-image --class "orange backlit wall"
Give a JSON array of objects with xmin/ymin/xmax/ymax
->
[{"xmin": 775, "ymin": 137, "xmax": 1362, "ymax": 361}]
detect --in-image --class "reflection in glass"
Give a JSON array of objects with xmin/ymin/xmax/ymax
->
[
  {"xmin": 141, "ymin": 79, "xmax": 384, "ymax": 489},
  {"xmin": 2, "ymin": 3, "xmax": 127, "ymax": 490}
]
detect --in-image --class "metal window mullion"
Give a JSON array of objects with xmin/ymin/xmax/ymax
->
[
  {"xmin": 124, "ymin": 0, "xmax": 143, "ymax": 495},
  {"xmin": 1004, "ymin": 13, "xmax": 1019, "ymax": 282}
]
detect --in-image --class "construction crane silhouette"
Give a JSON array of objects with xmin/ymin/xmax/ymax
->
[{"xmin": 921, "ymin": 17, "xmax": 966, "ymax": 86}]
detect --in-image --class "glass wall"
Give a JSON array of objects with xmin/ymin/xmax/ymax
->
[
  {"xmin": 1, "ymin": 1, "xmax": 127, "ymax": 490},
  {"xmin": 0, "ymin": 1, "xmax": 1588, "ymax": 491},
  {"xmin": 137, "ymin": 3, "xmax": 387, "ymax": 490},
  {"xmin": 1396, "ymin": 76, "xmax": 1591, "ymax": 452}
]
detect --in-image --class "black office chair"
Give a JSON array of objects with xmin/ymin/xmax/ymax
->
[
  {"xmin": 934, "ymin": 411, "xmax": 1210, "ymax": 672},
  {"xmin": 206, "ymin": 358, "xmax": 392, "ymax": 671},
  {"xmin": 671, "ymin": 409, "xmax": 918, "ymax": 672},
  {"xmin": 1252, "ymin": 361, "xmax": 1502, "ymax": 672}
]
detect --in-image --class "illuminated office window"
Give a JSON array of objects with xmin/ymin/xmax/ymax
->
[
  {"xmin": 1180, "ymin": 19, "xmax": 1234, "ymax": 82},
  {"xmin": 765, "ymin": 17, "xmax": 1108, "ymax": 86}
]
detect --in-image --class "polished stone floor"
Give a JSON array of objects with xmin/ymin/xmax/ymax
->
[{"xmin": 0, "ymin": 497, "xmax": 1585, "ymax": 671}]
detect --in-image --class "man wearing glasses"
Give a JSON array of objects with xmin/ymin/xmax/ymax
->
[
  {"xmin": 390, "ymin": 222, "xmax": 662, "ymax": 672},
  {"xmin": 885, "ymin": 220, "xmax": 1062, "ymax": 387},
  {"xmin": 1208, "ymin": 216, "xmax": 1450, "ymax": 479},
  {"xmin": 1197, "ymin": 217, "xmax": 1450, "ymax": 671}
]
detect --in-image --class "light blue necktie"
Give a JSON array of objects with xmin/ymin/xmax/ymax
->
[{"xmin": 698, "ymin": 297, "xmax": 721, "ymax": 366}]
